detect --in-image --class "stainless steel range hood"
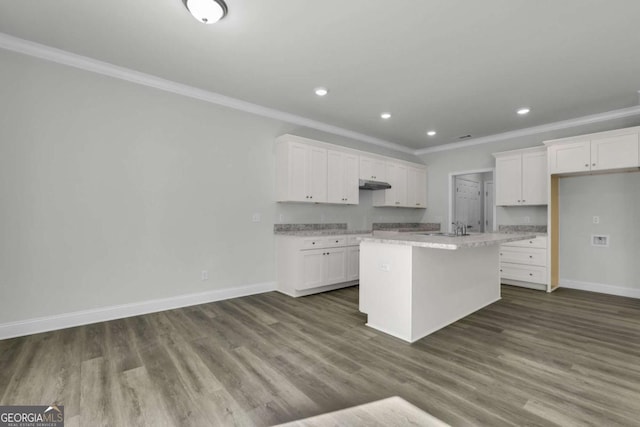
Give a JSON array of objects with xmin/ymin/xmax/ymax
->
[{"xmin": 359, "ymin": 179, "xmax": 392, "ymax": 190}]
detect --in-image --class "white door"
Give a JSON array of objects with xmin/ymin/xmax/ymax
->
[
  {"xmin": 455, "ymin": 177, "xmax": 481, "ymax": 232},
  {"xmin": 484, "ymin": 181, "xmax": 494, "ymax": 232},
  {"xmin": 521, "ymin": 150, "xmax": 547, "ymax": 205},
  {"xmin": 495, "ymin": 154, "xmax": 522, "ymax": 205},
  {"xmin": 591, "ymin": 132, "xmax": 639, "ymax": 171},
  {"xmin": 548, "ymin": 140, "xmax": 590, "ymax": 174}
]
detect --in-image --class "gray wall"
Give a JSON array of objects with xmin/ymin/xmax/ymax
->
[
  {"xmin": 559, "ymin": 173, "xmax": 640, "ymax": 291},
  {"xmin": 0, "ymin": 49, "xmax": 420, "ymax": 324}
]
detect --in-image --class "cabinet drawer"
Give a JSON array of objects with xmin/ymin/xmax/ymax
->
[
  {"xmin": 502, "ymin": 235, "xmax": 547, "ymax": 249},
  {"xmin": 499, "ymin": 247, "xmax": 547, "ymax": 267},
  {"xmin": 500, "ymin": 263, "xmax": 547, "ymax": 285},
  {"xmin": 301, "ymin": 237, "xmax": 329, "ymax": 249},
  {"xmin": 326, "ymin": 237, "xmax": 347, "ymax": 247}
]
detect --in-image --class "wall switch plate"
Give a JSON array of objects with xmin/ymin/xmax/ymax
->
[
  {"xmin": 252, "ymin": 213, "xmax": 261, "ymax": 222},
  {"xmin": 591, "ymin": 235, "xmax": 609, "ymax": 247},
  {"xmin": 279, "ymin": 214, "xmax": 284, "ymax": 222},
  {"xmin": 524, "ymin": 216, "xmax": 531, "ymax": 224},
  {"xmin": 593, "ymin": 216, "xmax": 600, "ymax": 224},
  {"xmin": 379, "ymin": 263, "xmax": 391, "ymax": 272}
]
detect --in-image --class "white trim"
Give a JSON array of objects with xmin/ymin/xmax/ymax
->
[
  {"xmin": 414, "ymin": 104, "xmax": 640, "ymax": 156},
  {"xmin": 0, "ymin": 281, "xmax": 276, "ymax": 340},
  {"xmin": 559, "ymin": 279, "xmax": 640, "ymax": 299},
  {"xmin": 448, "ymin": 168, "xmax": 495, "ymax": 233},
  {"xmin": 0, "ymin": 32, "xmax": 413, "ymax": 155}
]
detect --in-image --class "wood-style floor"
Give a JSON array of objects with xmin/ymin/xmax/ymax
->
[{"xmin": 1, "ymin": 285, "xmax": 639, "ymax": 426}]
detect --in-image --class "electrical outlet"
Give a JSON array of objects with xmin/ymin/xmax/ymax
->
[
  {"xmin": 379, "ymin": 263, "xmax": 391, "ymax": 272},
  {"xmin": 201, "ymin": 270, "xmax": 209, "ymax": 281},
  {"xmin": 593, "ymin": 216, "xmax": 600, "ymax": 224},
  {"xmin": 279, "ymin": 214, "xmax": 284, "ymax": 222},
  {"xmin": 591, "ymin": 235, "xmax": 609, "ymax": 247},
  {"xmin": 524, "ymin": 216, "xmax": 531, "ymax": 224},
  {"xmin": 252, "ymin": 213, "xmax": 261, "ymax": 222}
]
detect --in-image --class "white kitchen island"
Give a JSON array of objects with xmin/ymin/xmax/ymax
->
[{"xmin": 358, "ymin": 232, "xmax": 535, "ymax": 343}]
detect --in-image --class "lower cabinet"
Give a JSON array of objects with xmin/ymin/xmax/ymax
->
[
  {"xmin": 277, "ymin": 234, "xmax": 369, "ymax": 297},
  {"xmin": 499, "ymin": 235, "xmax": 548, "ymax": 290}
]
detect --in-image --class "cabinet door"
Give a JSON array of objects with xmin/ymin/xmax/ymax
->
[
  {"xmin": 346, "ymin": 246, "xmax": 360, "ymax": 281},
  {"xmin": 386, "ymin": 162, "xmax": 408, "ymax": 206},
  {"xmin": 591, "ymin": 133, "xmax": 639, "ymax": 171},
  {"xmin": 359, "ymin": 156, "xmax": 386, "ymax": 181},
  {"xmin": 407, "ymin": 167, "xmax": 427, "ymax": 208},
  {"xmin": 307, "ymin": 146, "xmax": 327, "ymax": 202},
  {"xmin": 325, "ymin": 248, "xmax": 347, "ymax": 285},
  {"xmin": 299, "ymin": 250, "xmax": 325, "ymax": 290},
  {"xmin": 327, "ymin": 150, "xmax": 346, "ymax": 204},
  {"xmin": 288, "ymin": 142, "xmax": 309, "ymax": 202},
  {"xmin": 343, "ymin": 153, "xmax": 360, "ymax": 204},
  {"xmin": 521, "ymin": 150, "xmax": 547, "ymax": 205},
  {"xmin": 548, "ymin": 140, "xmax": 590, "ymax": 174},
  {"xmin": 495, "ymin": 154, "xmax": 522, "ymax": 205}
]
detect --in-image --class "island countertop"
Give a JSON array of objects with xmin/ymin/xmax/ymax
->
[{"xmin": 358, "ymin": 232, "xmax": 537, "ymax": 250}]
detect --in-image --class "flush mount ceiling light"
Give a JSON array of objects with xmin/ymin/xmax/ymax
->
[
  {"xmin": 314, "ymin": 87, "xmax": 329, "ymax": 97},
  {"xmin": 517, "ymin": 107, "xmax": 531, "ymax": 115},
  {"xmin": 380, "ymin": 112, "xmax": 392, "ymax": 119},
  {"xmin": 427, "ymin": 130, "xmax": 437, "ymax": 136},
  {"xmin": 183, "ymin": 0, "xmax": 228, "ymax": 24}
]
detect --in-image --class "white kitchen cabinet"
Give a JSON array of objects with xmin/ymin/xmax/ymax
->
[
  {"xmin": 276, "ymin": 234, "xmax": 370, "ymax": 297},
  {"xmin": 359, "ymin": 155, "xmax": 387, "ymax": 181},
  {"xmin": 546, "ymin": 127, "xmax": 640, "ymax": 174},
  {"xmin": 346, "ymin": 246, "xmax": 360, "ymax": 281},
  {"xmin": 499, "ymin": 235, "xmax": 548, "ymax": 290},
  {"xmin": 407, "ymin": 166, "xmax": 427, "ymax": 208},
  {"xmin": 327, "ymin": 150, "xmax": 359, "ymax": 205},
  {"xmin": 494, "ymin": 147, "xmax": 547, "ymax": 206},
  {"xmin": 373, "ymin": 161, "xmax": 408, "ymax": 207},
  {"xmin": 276, "ymin": 140, "xmax": 327, "ymax": 203}
]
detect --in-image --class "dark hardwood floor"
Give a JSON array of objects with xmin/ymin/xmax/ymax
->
[{"xmin": 1, "ymin": 285, "xmax": 639, "ymax": 426}]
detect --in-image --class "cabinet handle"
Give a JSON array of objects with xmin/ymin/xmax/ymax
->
[
  {"xmin": 522, "ymin": 200, "xmax": 526, "ymax": 203},
  {"xmin": 517, "ymin": 200, "xmax": 521, "ymax": 203},
  {"xmin": 312, "ymin": 242, "xmax": 315, "ymax": 245},
  {"xmin": 585, "ymin": 164, "xmax": 589, "ymax": 167},
  {"xmin": 592, "ymin": 163, "xmax": 596, "ymax": 167},
  {"xmin": 529, "ymin": 255, "xmax": 533, "ymax": 258},
  {"xmin": 335, "ymin": 240, "xmax": 339, "ymax": 243},
  {"xmin": 529, "ymin": 273, "xmax": 533, "ymax": 276},
  {"xmin": 500, "ymin": 269, "xmax": 503, "ymax": 272}
]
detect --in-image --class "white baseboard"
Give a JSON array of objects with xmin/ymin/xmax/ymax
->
[
  {"xmin": 0, "ymin": 281, "xmax": 276, "ymax": 340},
  {"xmin": 559, "ymin": 279, "xmax": 640, "ymax": 299}
]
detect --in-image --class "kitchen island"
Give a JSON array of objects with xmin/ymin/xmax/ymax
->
[{"xmin": 358, "ymin": 232, "xmax": 535, "ymax": 343}]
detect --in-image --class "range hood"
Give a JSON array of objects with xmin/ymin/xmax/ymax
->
[{"xmin": 359, "ymin": 179, "xmax": 392, "ymax": 190}]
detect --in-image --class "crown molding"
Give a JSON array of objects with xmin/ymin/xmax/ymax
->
[
  {"xmin": 414, "ymin": 103, "xmax": 640, "ymax": 156},
  {"xmin": 0, "ymin": 32, "xmax": 414, "ymax": 155}
]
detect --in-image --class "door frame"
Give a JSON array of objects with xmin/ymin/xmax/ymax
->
[{"xmin": 448, "ymin": 168, "xmax": 495, "ymax": 233}]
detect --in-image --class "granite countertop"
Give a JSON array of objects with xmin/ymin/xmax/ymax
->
[
  {"xmin": 358, "ymin": 232, "xmax": 537, "ymax": 251},
  {"xmin": 275, "ymin": 229, "xmax": 372, "ymax": 236}
]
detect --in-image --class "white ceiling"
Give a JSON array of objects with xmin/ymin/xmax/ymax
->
[{"xmin": 1, "ymin": 0, "xmax": 640, "ymax": 151}]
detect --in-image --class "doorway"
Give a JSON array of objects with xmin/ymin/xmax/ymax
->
[{"xmin": 448, "ymin": 169, "xmax": 495, "ymax": 233}]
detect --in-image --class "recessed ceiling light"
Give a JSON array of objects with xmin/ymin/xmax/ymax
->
[
  {"xmin": 380, "ymin": 112, "xmax": 391, "ymax": 119},
  {"xmin": 314, "ymin": 87, "xmax": 329, "ymax": 97},
  {"xmin": 427, "ymin": 130, "xmax": 436, "ymax": 136},
  {"xmin": 517, "ymin": 107, "xmax": 531, "ymax": 115},
  {"xmin": 183, "ymin": 0, "xmax": 228, "ymax": 24}
]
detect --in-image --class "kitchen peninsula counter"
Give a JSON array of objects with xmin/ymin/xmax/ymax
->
[{"xmin": 359, "ymin": 232, "xmax": 534, "ymax": 343}]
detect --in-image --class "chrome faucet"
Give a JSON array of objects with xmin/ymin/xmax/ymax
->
[{"xmin": 452, "ymin": 221, "xmax": 467, "ymax": 236}]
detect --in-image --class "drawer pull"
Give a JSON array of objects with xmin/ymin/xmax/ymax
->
[{"xmin": 529, "ymin": 255, "xmax": 533, "ymax": 258}]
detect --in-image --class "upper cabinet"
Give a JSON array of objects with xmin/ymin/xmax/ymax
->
[
  {"xmin": 407, "ymin": 166, "xmax": 427, "ymax": 208},
  {"xmin": 493, "ymin": 147, "xmax": 547, "ymax": 206},
  {"xmin": 276, "ymin": 135, "xmax": 426, "ymax": 208},
  {"xmin": 546, "ymin": 127, "xmax": 640, "ymax": 175},
  {"xmin": 359, "ymin": 155, "xmax": 387, "ymax": 181},
  {"xmin": 372, "ymin": 161, "xmax": 427, "ymax": 208},
  {"xmin": 276, "ymin": 139, "xmax": 327, "ymax": 203},
  {"xmin": 327, "ymin": 150, "xmax": 359, "ymax": 205}
]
